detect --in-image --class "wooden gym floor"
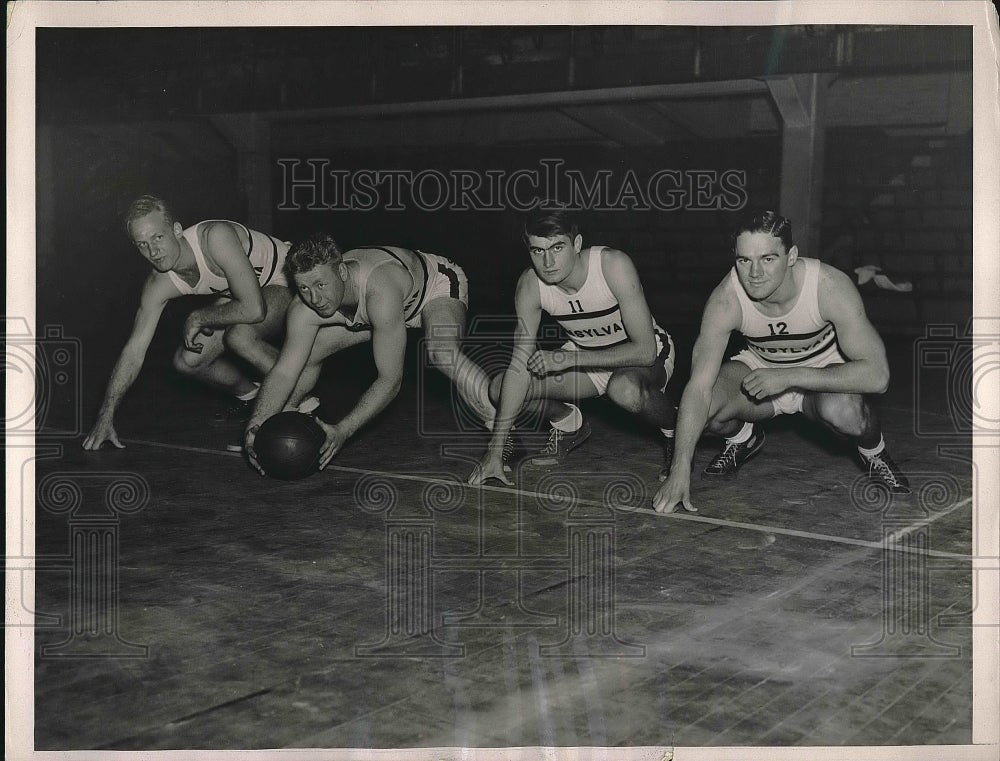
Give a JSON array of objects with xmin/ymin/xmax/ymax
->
[{"xmin": 28, "ymin": 334, "xmax": 976, "ymax": 751}]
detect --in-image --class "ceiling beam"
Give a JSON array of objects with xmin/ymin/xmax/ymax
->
[
  {"xmin": 559, "ymin": 104, "xmax": 670, "ymax": 147},
  {"xmin": 262, "ymin": 79, "xmax": 771, "ymax": 124}
]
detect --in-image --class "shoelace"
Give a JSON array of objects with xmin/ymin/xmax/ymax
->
[
  {"xmin": 710, "ymin": 439, "xmax": 741, "ymax": 469},
  {"xmin": 217, "ymin": 398, "xmax": 253, "ymax": 419},
  {"xmin": 867, "ymin": 454, "xmax": 902, "ymax": 487},
  {"xmin": 540, "ymin": 427, "xmax": 564, "ymax": 454},
  {"xmin": 502, "ymin": 435, "xmax": 515, "ymax": 463}
]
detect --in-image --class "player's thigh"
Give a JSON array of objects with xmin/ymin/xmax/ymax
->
[
  {"xmin": 614, "ymin": 361, "xmax": 666, "ymax": 394},
  {"xmin": 801, "ymin": 390, "xmax": 866, "ymax": 428},
  {"xmin": 711, "ymin": 360, "xmax": 774, "ymax": 422},
  {"xmin": 420, "ymin": 297, "xmax": 470, "ymax": 366},
  {"xmin": 309, "ymin": 324, "xmax": 372, "ymax": 364},
  {"xmin": 256, "ymin": 285, "xmax": 295, "ymax": 336},
  {"xmin": 605, "ymin": 366, "xmax": 661, "ymax": 410},
  {"xmin": 530, "ymin": 368, "xmax": 602, "ymax": 402},
  {"xmin": 175, "ymin": 306, "xmax": 227, "ymax": 366},
  {"xmin": 421, "ymin": 297, "xmax": 468, "ymax": 341},
  {"xmin": 225, "ymin": 286, "xmax": 293, "ymax": 347}
]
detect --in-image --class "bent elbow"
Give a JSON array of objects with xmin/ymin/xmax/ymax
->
[
  {"xmin": 387, "ymin": 375, "xmax": 404, "ymax": 398},
  {"xmin": 637, "ymin": 343, "xmax": 658, "ymax": 367},
  {"xmin": 248, "ymin": 301, "xmax": 267, "ymax": 324},
  {"xmin": 872, "ymin": 366, "xmax": 890, "ymax": 395}
]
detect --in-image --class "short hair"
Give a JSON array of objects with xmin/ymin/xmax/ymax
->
[
  {"xmin": 523, "ymin": 205, "xmax": 580, "ymax": 242},
  {"xmin": 286, "ymin": 232, "xmax": 343, "ymax": 277},
  {"xmin": 125, "ymin": 195, "xmax": 175, "ymax": 234},
  {"xmin": 730, "ymin": 210, "xmax": 794, "ymax": 253}
]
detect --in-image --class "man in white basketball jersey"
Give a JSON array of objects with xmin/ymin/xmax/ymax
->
[
  {"xmin": 653, "ymin": 210, "xmax": 909, "ymax": 514},
  {"xmin": 244, "ymin": 233, "xmax": 496, "ymax": 470},
  {"xmin": 83, "ymin": 195, "xmax": 294, "ymax": 450},
  {"xmin": 469, "ymin": 207, "xmax": 678, "ymax": 486}
]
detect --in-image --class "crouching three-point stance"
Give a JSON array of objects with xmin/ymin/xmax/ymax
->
[
  {"xmin": 653, "ymin": 210, "xmax": 909, "ymax": 514},
  {"xmin": 470, "ymin": 207, "xmax": 678, "ymax": 486},
  {"xmin": 83, "ymin": 195, "xmax": 293, "ymax": 450},
  {"xmin": 244, "ymin": 234, "xmax": 496, "ymax": 471}
]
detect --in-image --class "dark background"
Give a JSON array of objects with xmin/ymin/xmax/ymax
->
[{"xmin": 34, "ymin": 25, "xmax": 973, "ymax": 422}]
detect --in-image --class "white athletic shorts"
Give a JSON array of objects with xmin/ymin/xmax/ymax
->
[
  {"xmin": 732, "ymin": 348, "xmax": 844, "ymax": 416},
  {"xmin": 562, "ymin": 329, "xmax": 675, "ymax": 396},
  {"xmin": 405, "ymin": 252, "xmax": 469, "ymax": 328}
]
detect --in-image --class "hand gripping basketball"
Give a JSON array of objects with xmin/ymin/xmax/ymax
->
[{"xmin": 250, "ymin": 412, "xmax": 326, "ymax": 480}]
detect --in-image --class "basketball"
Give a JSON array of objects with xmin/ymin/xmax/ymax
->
[{"xmin": 253, "ymin": 411, "xmax": 326, "ymax": 480}]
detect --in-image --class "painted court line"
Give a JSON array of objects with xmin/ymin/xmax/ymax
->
[{"xmin": 123, "ymin": 437, "xmax": 973, "ymax": 561}]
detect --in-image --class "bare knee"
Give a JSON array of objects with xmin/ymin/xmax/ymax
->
[
  {"xmin": 173, "ymin": 346, "xmax": 207, "ymax": 376},
  {"xmin": 606, "ymin": 373, "xmax": 644, "ymax": 414},
  {"xmin": 814, "ymin": 393, "xmax": 868, "ymax": 437},
  {"xmin": 705, "ymin": 415, "xmax": 743, "ymax": 438},
  {"xmin": 223, "ymin": 324, "xmax": 257, "ymax": 355},
  {"xmin": 425, "ymin": 341, "xmax": 459, "ymax": 374},
  {"xmin": 488, "ymin": 373, "xmax": 502, "ymax": 405}
]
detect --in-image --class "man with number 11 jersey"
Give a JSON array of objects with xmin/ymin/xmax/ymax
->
[{"xmin": 470, "ymin": 206, "xmax": 678, "ymax": 486}]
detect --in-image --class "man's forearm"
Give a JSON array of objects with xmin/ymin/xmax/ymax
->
[
  {"xmin": 96, "ymin": 351, "xmax": 144, "ymax": 421},
  {"xmin": 783, "ymin": 361, "xmax": 889, "ymax": 395},
  {"xmin": 336, "ymin": 376, "xmax": 402, "ymax": 439},
  {"xmin": 248, "ymin": 371, "xmax": 298, "ymax": 429},
  {"xmin": 671, "ymin": 384, "xmax": 713, "ymax": 470},
  {"xmin": 567, "ymin": 340, "xmax": 657, "ymax": 371},
  {"xmin": 489, "ymin": 366, "xmax": 531, "ymax": 449},
  {"xmin": 193, "ymin": 298, "xmax": 265, "ymax": 329}
]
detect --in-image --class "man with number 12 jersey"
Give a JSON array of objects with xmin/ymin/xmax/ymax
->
[{"xmin": 653, "ymin": 209, "xmax": 910, "ymax": 516}]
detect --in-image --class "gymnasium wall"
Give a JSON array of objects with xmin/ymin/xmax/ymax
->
[
  {"xmin": 820, "ymin": 128, "xmax": 973, "ymax": 335},
  {"xmin": 270, "ymin": 137, "xmax": 782, "ymax": 331},
  {"xmin": 36, "ymin": 121, "xmax": 239, "ymax": 380},
  {"xmin": 35, "ymin": 117, "xmax": 973, "ymax": 395}
]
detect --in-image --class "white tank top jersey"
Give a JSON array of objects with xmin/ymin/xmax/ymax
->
[
  {"xmin": 169, "ymin": 220, "xmax": 289, "ymax": 296},
  {"xmin": 342, "ymin": 247, "xmax": 428, "ymax": 331},
  {"xmin": 730, "ymin": 257, "xmax": 845, "ymax": 367},
  {"xmin": 536, "ymin": 247, "xmax": 662, "ymax": 349}
]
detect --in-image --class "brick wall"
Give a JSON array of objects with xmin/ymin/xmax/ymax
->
[{"xmin": 821, "ymin": 129, "xmax": 973, "ymax": 335}]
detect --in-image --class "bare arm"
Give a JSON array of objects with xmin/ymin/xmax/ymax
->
[
  {"xmin": 800, "ymin": 265, "xmax": 889, "ymax": 393},
  {"xmin": 741, "ymin": 266, "xmax": 889, "ymax": 401},
  {"xmin": 183, "ymin": 222, "xmax": 267, "ymax": 351},
  {"xmin": 493, "ymin": 271, "xmax": 543, "ymax": 440},
  {"xmin": 525, "ymin": 250, "xmax": 658, "ymax": 377},
  {"xmin": 331, "ymin": 288, "xmax": 408, "ymax": 442},
  {"xmin": 82, "ymin": 274, "xmax": 178, "ymax": 449},
  {"xmin": 247, "ymin": 300, "xmax": 320, "ymax": 431},
  {"xmin": 561, "ymin": 249, "xmax": 657, "ymax": 370},
  {"xmin": 469, "ymin": 270, "xmax": 542, "ymax": 485},
  {"xmin": 653, "ymin": 279, "xmax": 742, "ymax": 512},
  {"xmin": 304, "ymin": 269, "xmax": 410, "ymax": 469}
]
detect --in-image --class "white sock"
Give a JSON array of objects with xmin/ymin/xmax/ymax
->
[
  {"xmin": 551, "ymin": 404, "xmax": 583, "ymax": 433},
  {"xmin": 661, "ymin": 428, "xmax": 675, "ymax": 439},
  {"xmin": 297, "ymin": 396, "xmax": 321, "ymax": 415},
  {"xmin": 858, "ymin": 436, "xmax": 885, "ymax": 458},
  {"xmin": 484, "ymin": 418, "xmax": 516, "ymax": 434},
  {"xmin": 727, "ymin": 422, "xmax": 754, "ymax": 445},
  {"xmin": 237, "ymin": 382, "xmax": 261, "ymax": 402}
]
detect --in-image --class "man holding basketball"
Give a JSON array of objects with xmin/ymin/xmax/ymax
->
[
  {"xmin": 244, "ymin": 234, "xmax": 496, "ymax": 471},
  {"xmin": 82, "ymin": 195, "xmax": 293, "ymax": 450},
  {"xmin": 468, "ymin": 206, "xmax": 678, "ymax": 486},
  {"xmin": 652, "ymin": 209, "xmax": 909, "ymax": 515}
]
